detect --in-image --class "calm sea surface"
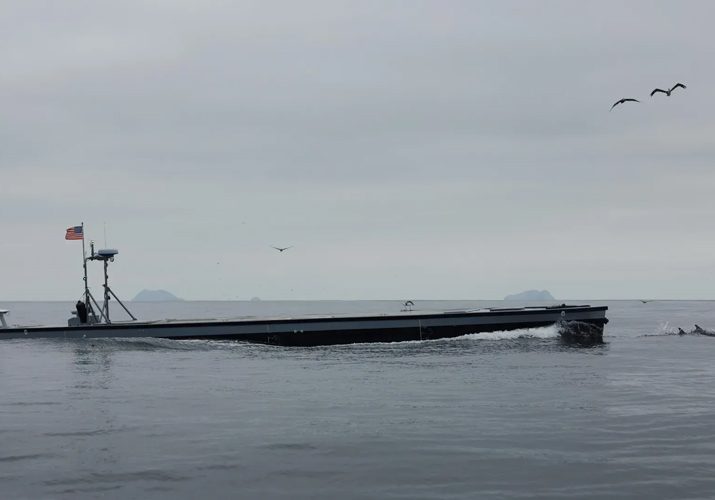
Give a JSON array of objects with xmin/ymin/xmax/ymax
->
[{"xmin": 1, "ymin": 300, "xmax": 715, "ymax": 499}]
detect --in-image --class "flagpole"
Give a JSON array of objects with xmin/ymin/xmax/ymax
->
[{"xmin": 82, "ymin": 222, "xmax": 89, "ymax": 309}]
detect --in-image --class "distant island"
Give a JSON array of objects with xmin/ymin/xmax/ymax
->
[
  {"xmin": 504, "ymin": 290, "xmax": 555, "ymax": 301},
  {"xmin": 132, "ymin": 289, "xmax": 183, "ymax": 302}
]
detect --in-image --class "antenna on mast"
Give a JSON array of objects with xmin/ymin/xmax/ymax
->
[
  {"xmin": 88, "ymin": 246, "xmax": 136, "ymax": 324},
  {"xmin": 74, "ymin": 227, "xmax": 136, "ymax": 324}
]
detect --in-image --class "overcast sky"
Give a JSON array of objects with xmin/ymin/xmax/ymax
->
[{"xmin": 2, "ymin": 1, "xmax": 714, "ymax": 301}]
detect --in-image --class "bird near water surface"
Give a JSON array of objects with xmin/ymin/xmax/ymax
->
[{"xmin": 650, "ymin": 83, "xmax": 686, "ymax": 97}]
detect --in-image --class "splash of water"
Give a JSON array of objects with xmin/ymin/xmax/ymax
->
[{"xmin": 459, "ymin": 324, "xmax": 561, "ymax": 341}]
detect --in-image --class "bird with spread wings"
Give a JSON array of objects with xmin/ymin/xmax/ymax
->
[
  {"xmin": 650, "ymin": 83, "xmax": 686, "ymax": 97},
  {"xmin": 271, "ymin": 246, "xmax": 293, "ymax": 253},
  {"xmin": 610, "ymin": 98, "xmax": 640, "ymax": 111}
]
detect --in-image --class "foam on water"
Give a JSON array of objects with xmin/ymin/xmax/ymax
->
[
  {"xmin": 460, "ymin": 324, "xmax": 561, "ymax": 341},
  {"xmin": 77, "ymin": 336, "xmax": 268, "ymax": 353},
  {"xmin": 321, "ymin": 324, "xmax": 562, "ymax": 349}
]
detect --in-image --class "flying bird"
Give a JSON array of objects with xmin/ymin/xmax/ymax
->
[
  {"xmin": 610, "ymin": 98, "xmax": 640, "ymax": 111},
  {"xmin": 271, "ymin": 246, "xmax": 292, "ymax": 253},
  {"xmin": 650, "ymin": 83, "xmax": 686, "ymax": 97}
]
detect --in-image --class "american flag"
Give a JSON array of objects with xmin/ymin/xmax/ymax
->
[{"xmin": 65, "ymin": 226, "xmax": 84, "ymax": 240}]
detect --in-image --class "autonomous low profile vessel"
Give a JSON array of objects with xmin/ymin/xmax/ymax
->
[{"xmin": 0, "ymin": 242, "xmax": 608, "ymax": 345}]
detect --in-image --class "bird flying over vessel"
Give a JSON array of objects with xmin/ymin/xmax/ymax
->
[
  {"xmin": 272, "ymin": 246, "xmax": 293, "ymax": 253},
  {"xmin": 610, "ymin": 98, "xmax": 639, "ymax": 110},
  {"xmin": 650, "ymin": 83, "xmax": 686, "ymax": 97}
]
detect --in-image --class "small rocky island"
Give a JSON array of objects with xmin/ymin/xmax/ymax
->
[
  {"xmin": 132, "ymin": 289, "xmax": 183, "ymax": 302},
  {"xmin": 504, "ymin": 290, "xmax": 555, "ymax": 301}
]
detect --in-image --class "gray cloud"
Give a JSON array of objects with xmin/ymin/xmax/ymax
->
[{"xmin": 2, "ymin": 1, "xmax": 715, "ymax": 300}]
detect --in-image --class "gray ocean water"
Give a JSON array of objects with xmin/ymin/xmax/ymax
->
[{"xmin": 1, "ymin": 300, "xmax": 715, "ymax": 499}]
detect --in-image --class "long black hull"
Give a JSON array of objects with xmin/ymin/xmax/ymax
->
[
  {"xmin": 0, "ymin": 304, "xmax": 608, "ymax": 346},
  {"xmin": 176, "ymin": 320, "xmax": 606, "ymax": 346}
]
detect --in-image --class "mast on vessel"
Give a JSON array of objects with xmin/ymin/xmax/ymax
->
[
  {"xmin": 86, "ymin": 242, "xmax": 136, "ymax": 324},
  {"xmin": 80, "ymin": 222, "xmax": 101, "ymax": 323},
  {"xmin": 77, "ymin": 224, "xmax": 136, "ymax": 324}
]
